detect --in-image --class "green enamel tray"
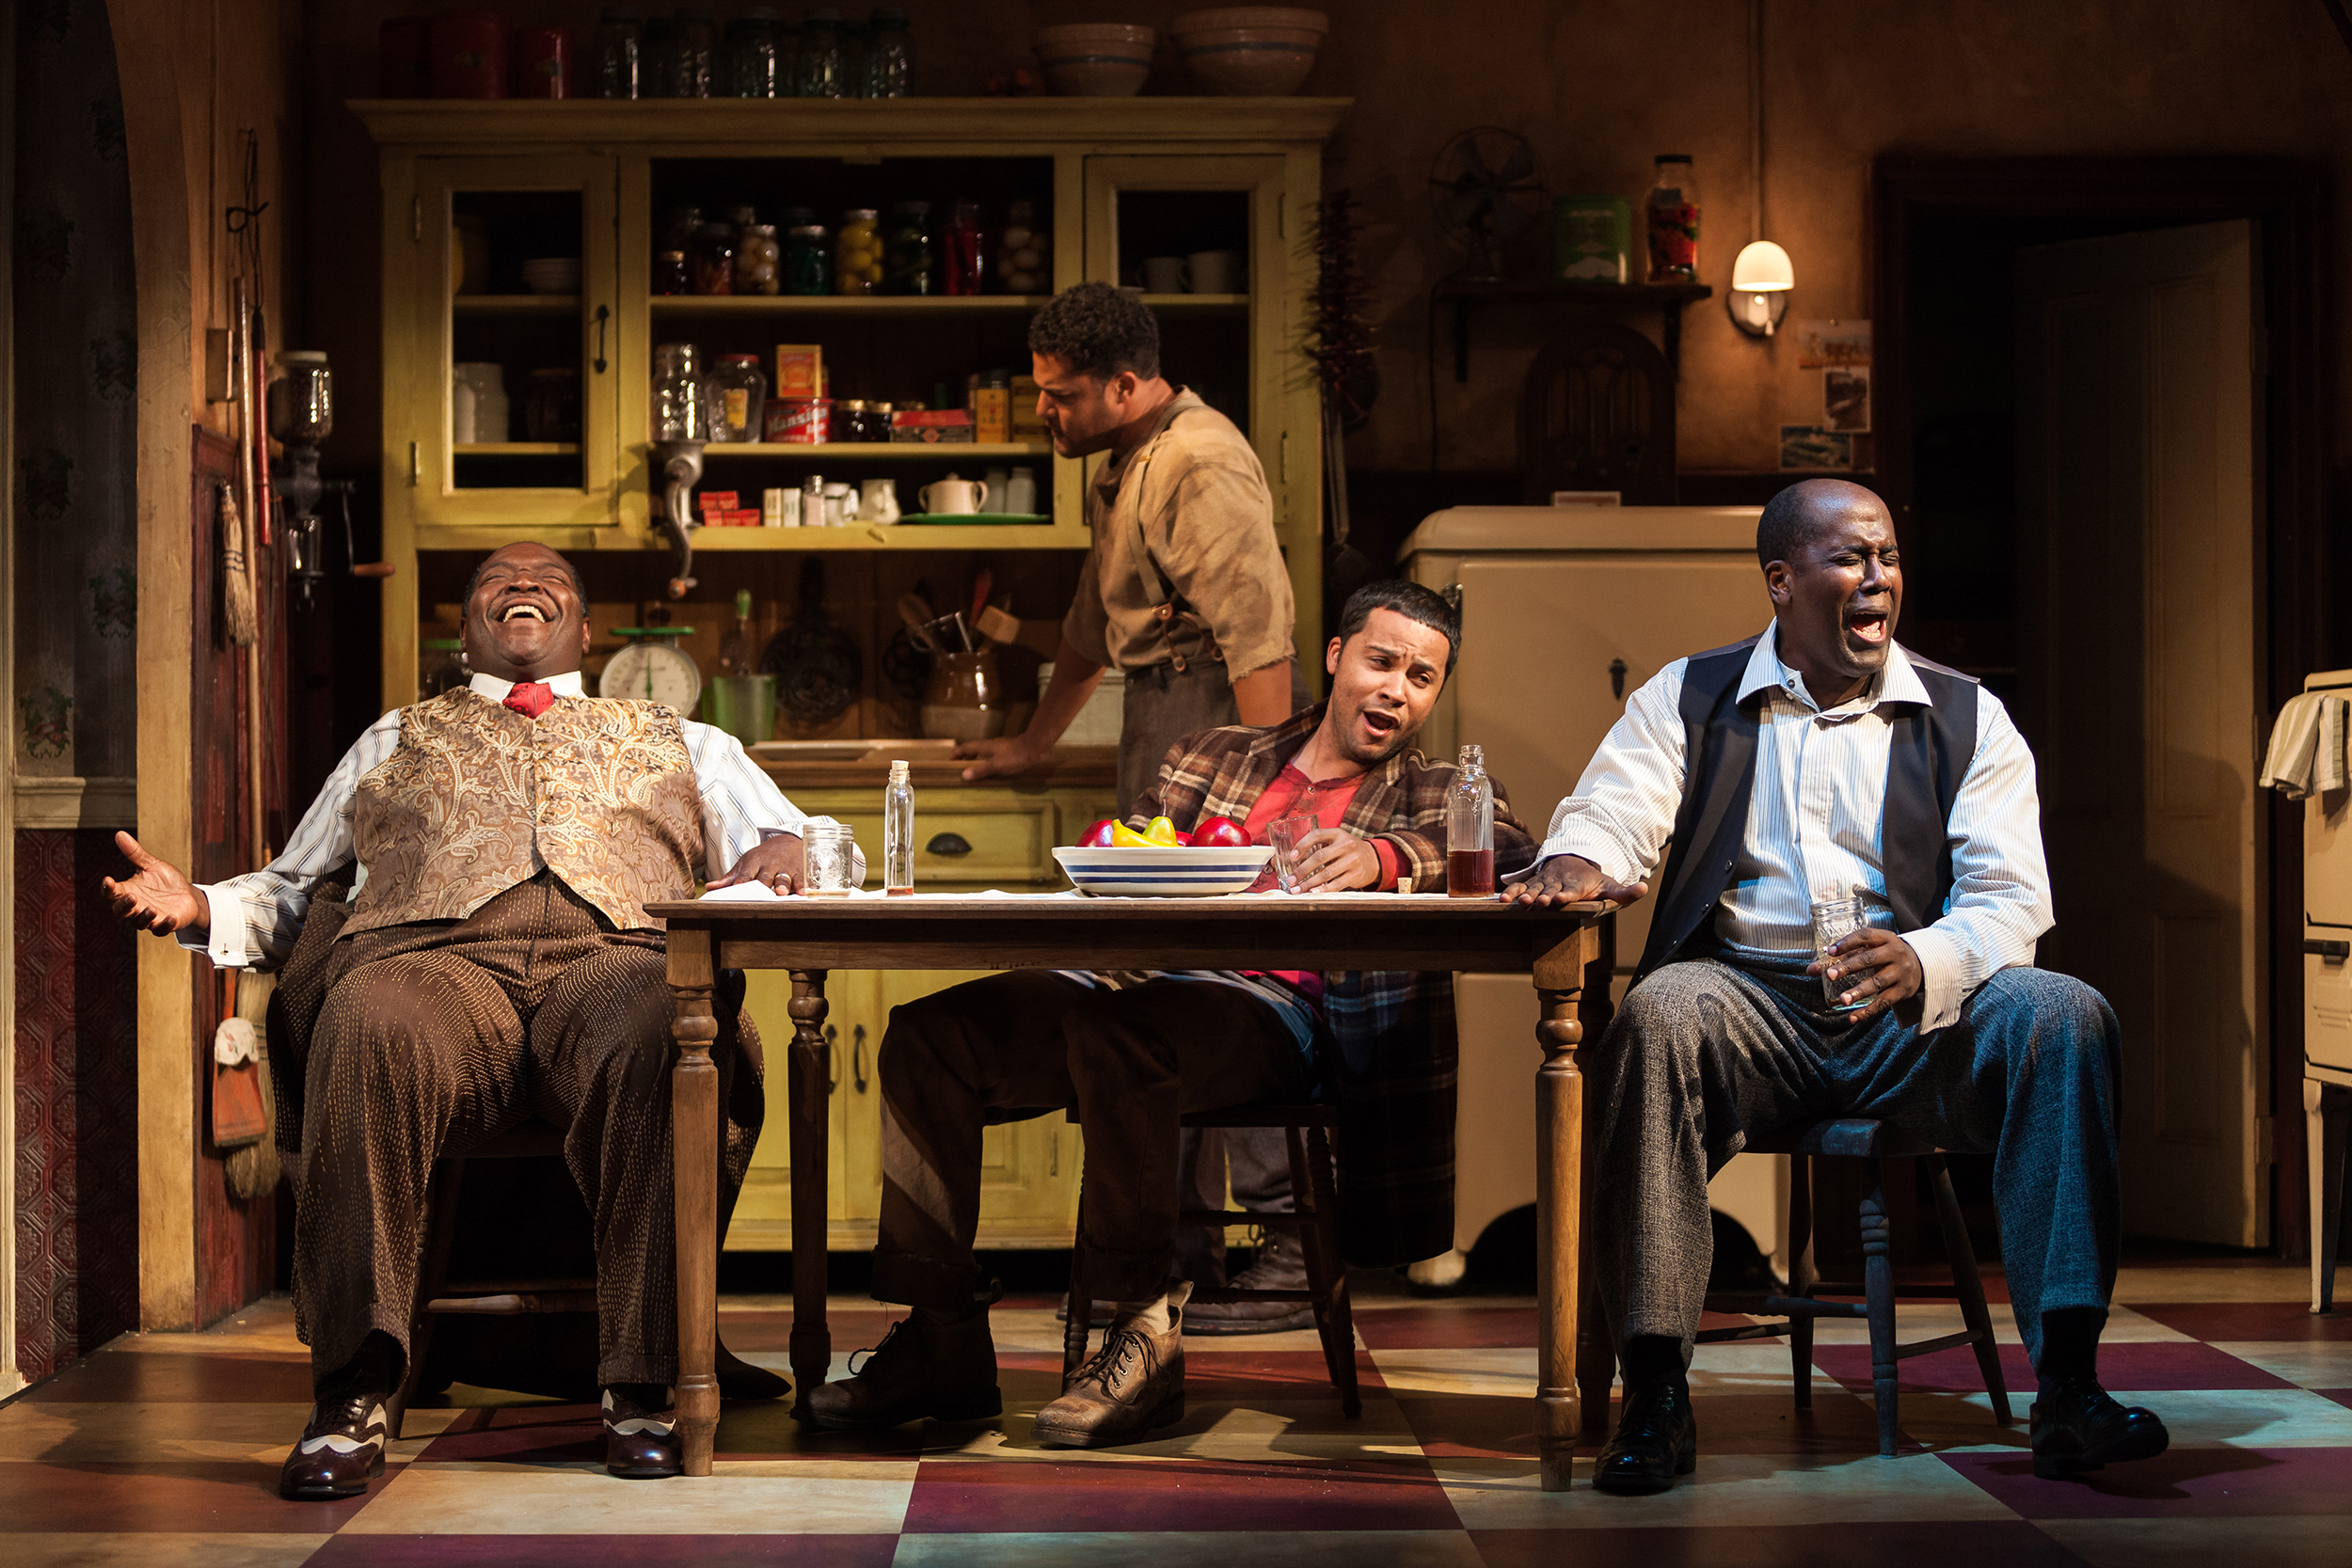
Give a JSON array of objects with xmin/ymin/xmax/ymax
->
[{"xmin": 891, "ymin": 512, "xmax": 1053, "ymax": 526}]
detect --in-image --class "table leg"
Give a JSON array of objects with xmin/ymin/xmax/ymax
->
[
  {"xmin": 1576, "ymin": 923, "xmax": 1619, "ymax": 1437},
  {"xmin": 787, "ymin": 970, "xmax": 832, "ymax": 1418},
  {"xmin": 668, "ymin": 925, "xmax": 721, "ymax": 1478},
  {"xmin": 1532, "ymin": 954, "xmax": 1589, "ymax": 1493}
]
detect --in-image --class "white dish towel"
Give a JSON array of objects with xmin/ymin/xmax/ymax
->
[{"xmin": 2260, "ymin": 690, "xmax": 2350, "ymax": 798}]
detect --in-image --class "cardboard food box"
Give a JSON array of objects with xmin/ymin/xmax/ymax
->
[
  {"xmin": 773, "ymin": 344, "xmax": 823, "ymax": 400},
  {"xmin": 890, "ymin": 407, "xmax": 975, "ymax": 444},
  {"xmin": 974, "ymin": 386, "xmax": 1011, "ymax": 445},
  {"xmin": 695, "ymin": 490, "xmax": 739, "ymax": 514},
  {"xmin": 1010, "ymin": 375, "xmax": 1046, "ymax": 439}
]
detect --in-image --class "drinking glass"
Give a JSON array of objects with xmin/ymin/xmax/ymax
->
[
  {"xmin": 1265, "ymin": 815, "xmax": 1324, "ymax": 894},
  {"xmin": 1810, "ymin": 895, "xmax": 1868, "ymax": 1009},
  {"xmin": 802, "ymin": 820, "xmax": 859, "ymax": 896}
]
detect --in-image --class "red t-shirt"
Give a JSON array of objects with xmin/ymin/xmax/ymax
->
[{"xmin": 1236, "ymin": 765, "xmax": 1403, "ymax": 1006}]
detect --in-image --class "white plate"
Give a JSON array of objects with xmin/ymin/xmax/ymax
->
[{"xmin": 1054, "ymin": 844, "xmax": 1273, "ymax": 897}]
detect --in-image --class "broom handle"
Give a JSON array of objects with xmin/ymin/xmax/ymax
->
[{"xmin": 232, "ymin": 277, "xmax": 268, "ymax": 870}]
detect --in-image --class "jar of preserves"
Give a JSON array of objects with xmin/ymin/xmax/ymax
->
[
  {"xmin": 837, "ymin": 398, "xmax": 870, "ymax": 443},
  {"xmin": 835, "ymin": 208, "xmax": 882, "ymax": 294},
  {"xmin": 706, "ymin": 354, "xmax": 768, "ymax": 443},
  {"xmin": 723, "ymin": 10, "xmax": 780, "ymax": 96},
  {"xmin": 736, "ymin": 223, "xmax": 781, "ymax": 294},
  {"xmin": 672, "ymin": 8, "xmax": 715, "ymax": 97},
  {"xmin": 883, "ymin": 200, "xmax": 935, "ymax": 294},
  {"xmin": 784, "ymin": 220, "xmax": 829, "ymax": 294},
  {"xmin": 868, "ymin": 401, "xmax": 896, "ymax": 442},
  {"xmin": 865, "ymin": 8, "xmax": 913, "ymax": 97},
  {"xmin": 592, "ymin": 8, "xmax": 642, "ymax": 98},
  {"xmin": 795, "ymin": 8, "xmax": 847, "ymax": 98},
  {"xmin": 691, "ymin": 222, "xmax": 737, "ymax": 295},
  {"xmin": 652, "ymin": 249, "xmax": 691, "ymax": 294},
  {"xmin": 651, "ymin": 342, "xmax": 707, "ymax": 439},
  {"xmin": 943, "ymin": 198, "xmax": 987, "ymax": 295}
]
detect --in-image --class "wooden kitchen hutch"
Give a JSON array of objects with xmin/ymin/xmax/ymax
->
[{"xmin": 356, "ymin": 96, "xmax": 1347, "ymax": 1251}]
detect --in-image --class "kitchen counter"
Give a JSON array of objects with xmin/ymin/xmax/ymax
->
[{"xmin": 755, "ymin": 745, "xmax": 1119, "ymax": 792}]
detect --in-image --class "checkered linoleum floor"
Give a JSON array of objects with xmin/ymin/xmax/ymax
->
[{"xmin": 3, "ymin": 1259, "xmax": 2346, "ymax": 1567}]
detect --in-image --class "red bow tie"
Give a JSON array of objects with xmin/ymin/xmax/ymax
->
[{"xmin": 502, "ymin": 681, "xmax": 556, "ymax": 720}]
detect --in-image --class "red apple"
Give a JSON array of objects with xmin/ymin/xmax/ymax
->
[
  {"xmin": 1193, "ymin": 815, "xmax": 1249, "ymax": 848},
  {"xmin": 1079, "ymin": 818, "xmax": 1118, "ymax": 848}
]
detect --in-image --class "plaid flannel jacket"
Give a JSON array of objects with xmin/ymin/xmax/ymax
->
[{"xmin": 1128, "ymin": 705, "xmax": 1540, "ymax": 1265}]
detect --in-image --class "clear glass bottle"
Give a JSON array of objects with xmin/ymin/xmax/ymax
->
[
  {"xmin": 863, "ymin": 8, "xmax": 914, "ymax": 97},
  {"xmin": 706, "ymin": 353, "xmax": 768, "ymax": 442},
  {"xmin": 1645, "ymin": 153, "xmax": 1700, "ymax": 283},
  {"xmin": 1446, "ymin": 743, "xmax": 1496, "ymax": 897},
  {"xmin": 651, "ymin": 342, "xmax": 707, "ymax": 439},
  {"xmin": 593, "ymin": 8, "xmax": 644, "ymax": 99},
  {"xmin": 883, "ymin": 759, "xmax": 915, "ymax": 895},
  {"xmin": 794, "ymin": 8, "xmax": 848, "ymax": 98}
]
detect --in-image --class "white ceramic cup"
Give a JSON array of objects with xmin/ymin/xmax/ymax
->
[
  {"xmin": 860, "ymin": 477, "xmax": 901, "ymax": 524},
  {"xmin": 1186, "ymin": 249, "xmax": 1243, "ymax": 294},
  {"xmin": 1142, "ymin": 256, "xmax": 1188, "ymax": 293},
  {"xmin": 920, "ymin": 475, "xmax": 986, "ymax": 515}
]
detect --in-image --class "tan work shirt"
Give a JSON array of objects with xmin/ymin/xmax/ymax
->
[{"xmin": 1060, "ymin": 389, "xmax": 1294, "ymax": 678}]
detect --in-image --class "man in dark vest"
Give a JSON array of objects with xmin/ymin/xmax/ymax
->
[{"xmin": 1507, "ymin": 479, "xmax": 2168, "ymax": 1494}]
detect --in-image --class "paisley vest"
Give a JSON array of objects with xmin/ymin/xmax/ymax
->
[{"xmin": 346, "ymin": 689, "xmax": 705, "ymax": 937}]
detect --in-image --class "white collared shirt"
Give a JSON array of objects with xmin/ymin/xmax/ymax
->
[
  {"xmin": 1524, "ymin": 623, "xmax": 2053, "ymax": 1031},
  {"xmin": 187, "ymin": 673, "xmax": 834, "ymax": 969}
]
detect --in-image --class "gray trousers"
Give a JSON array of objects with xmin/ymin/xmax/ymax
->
[{"xmin": 1594, "ymin": 952, "xmax": 2121, "ymax": 1370}]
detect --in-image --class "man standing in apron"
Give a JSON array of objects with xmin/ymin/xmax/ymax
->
[{"xmin": 957, "ymin": 281, "xmax": 1311, "ymax": 1328}]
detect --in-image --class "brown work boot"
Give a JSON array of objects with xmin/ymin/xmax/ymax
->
[
  {"xmin": 803, "ymin": 1309, "xmax": 1002, "ymax": 1432},
  {"xmin": 1183, "ymin": 1231, "xmax": 1314, "ymax": 1336},
  {"xmin": 1032, "ymin": 1286, "xmax": 1189, "ymax": 1449}
]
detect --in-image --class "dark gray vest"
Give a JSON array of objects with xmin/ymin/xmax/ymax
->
[{"xmin": 1633, "ymin": 636, "xmax": 1980, "ymax": 982}]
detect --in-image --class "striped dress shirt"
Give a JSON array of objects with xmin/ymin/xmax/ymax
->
[
  {"xmin": 1524, "ymin": 623, "xmax": 2053, "ymax": 1032},
  {"xmin": 188, "ymin": 671, "xmax": 843, "ymax": 970}
]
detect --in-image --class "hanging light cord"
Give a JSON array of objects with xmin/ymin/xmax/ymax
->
[{"xmin": 1749, "ymin": 0, "xmax": 1766, "ymax": 245}]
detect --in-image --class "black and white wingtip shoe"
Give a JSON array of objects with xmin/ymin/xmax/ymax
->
[
  {"xmin": 603, "ymin": 1387, "xmax": 682, "ymax": 1479},
  {"xmin": 278, "ymin": 1393, "xmax": 389, "ymax": 1499}
]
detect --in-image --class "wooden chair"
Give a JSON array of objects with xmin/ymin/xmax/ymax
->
[
  {"xmin": 1696, "ymin": 1117, "xmax": 2011, "ymax": 1456},
  {"xmin": 1064, "ymin": 1101, "xmax": 1360, "ymax": 1419},
  {"xmin": 1518, "ymin": 321, "xmax": 1677, "ymax": 505}
]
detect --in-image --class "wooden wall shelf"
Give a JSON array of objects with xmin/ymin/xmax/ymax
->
[{"xmin": 1436, "ymin": 278, "xmax": 1713, "ymax": 381}]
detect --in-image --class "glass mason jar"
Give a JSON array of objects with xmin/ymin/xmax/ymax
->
[
  {"xmin": 883, "ymin": 200, "xmax": 935, "ymax": 294},
  {"xmin": 723, "ymin": 10, "xmax": 780, "ymax": 96},
  {"xmin": 794, "ymin": 8, "xmax": 847, "ymax": 98},
  {"xmin": 863, "ymin": 8, "xmax": 913, "ymax": 97},
  {"xmin": 592, "ymin": 8, "xmax": 643, "ymax": 99},
  {"xmin": 706, "ymin": 353, "xmax": 768, "ymax": 443},
  {"xmin": 691, "ymin": 222, "xmax": 737, "ymax": 295},
  {"xmin": 266, "ymin": 350, "xmax": 333, "ymax": 444},
  {"xmin": 735, "ymin": 223, "xmax": 781, "ymax": 294},
  {"xmin": 652, "ymin": 249, "xmax": 691, "ymax": 295},
  {"xmin": 672, "ymin": 8, "xmax": 715, "ymax": 96},
  {"xmin": 651, "ymin": 342, "xmax": 707, "ymax": 439},
  {"xmin": 784, "ymin": 221, "xmax": 830, "ymax": 294},
  {"xmin": 943, "ymin": 198, "xmax": 987, "ymax": 294},
  {"xmin": 837, "ymin": 399, "xmax": 869, "ymax": 443},
  {"xmin": 835, "ymin": 208, "xmax": 882, "ymax": 294},
  {"xmin": 1646, "ymin": 153, "xmax": 1700, "ymax": 283}
]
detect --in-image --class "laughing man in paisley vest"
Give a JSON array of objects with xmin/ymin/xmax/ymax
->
[
  {"xmin": 103, "ymin": 543, "xmax": 849, "ymax": 1497},
  {"xmin": 1507, "ymin": 481, "xmax": 2170, "ymax": 1494}
]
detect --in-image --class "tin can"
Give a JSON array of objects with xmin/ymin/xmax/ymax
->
[
  {"xmin": 428, "ymin": 11, "xmax": 509, "ymax": 99},
  {"xmin": 512, "ymin": 25, "xmax": 572, "ymax": 99},
  {"xmin": 764, "ymin": 397, "xmax": 832, "ymax": 444}
]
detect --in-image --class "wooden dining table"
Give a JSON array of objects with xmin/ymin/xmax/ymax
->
[{"xmin": 648, "ymin": 892, "xmax": 1617, "ymax": 1489}]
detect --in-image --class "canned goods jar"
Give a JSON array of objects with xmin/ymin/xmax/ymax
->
[
  {"xmin": 706, "ymin": 354, "xmax": 768, "ymax": 443},
  {"xmin": 835, "ymin": 208, "xmax": 882, "ymax": 294}
]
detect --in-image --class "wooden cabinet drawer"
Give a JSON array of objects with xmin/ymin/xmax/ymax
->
[{"xmin": 833, "ymin": 800, "xmax": 1061, "ymax": 886}]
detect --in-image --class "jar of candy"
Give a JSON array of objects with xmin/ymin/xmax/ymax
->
[
  {"xmin": 943, "ymin": 198, "xmax": 987, "ymax": 295},
  {"xmin": 706, "ymin": 354, "xmax": 768, "ymax": 443},
  {"xmin": 592, "ymin": 8, "xmax": 642, "ymax": 98},
  {"xmin": 785, "ymin": 221, "xmax": 830, "ymax": 294},
  {"xmin": 835, "ymin": 208, "xmax": 882, "ymax": 294},
  {"xmin": 883, "ymin": 201, "xmax": 935, "ymax": 295},
  {"xmin": 736, "ymin": 223, "xmax": 781, "ymax": 294},
  {"xmin": 691, "ymin": 222, "xmax": 737, "ymax": 295},
  {"xmin": 651, "ymin": 342, "xmax": 706, "ymax": 439},
  {"xmin": 723, "ymin": 9, "xmax": 780, "ymax": 96},
  {"xmin": 1645, "ymin": 154, "xmax": 1700, "ymax": 283},
  {"xmin": 863, "ymin": 8, "xmax": 913, "ymax": 98},
  {"xmin": 795, "ymin": 8, "xmax": 847, "ymax": 98},
  {"xmin": 653, "ymin": 249, "xmax": 691, "ymax": 294}
]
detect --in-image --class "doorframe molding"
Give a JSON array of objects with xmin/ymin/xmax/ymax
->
[
  {"xmin": 1872, "ymin": 154, "xmax": 2334, "ymax": 1255},
  {"xmin": 1, "ymin": 0, "xmax": 22, "ymax": 1400}
]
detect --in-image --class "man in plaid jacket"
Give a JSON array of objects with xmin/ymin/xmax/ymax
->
[{"xmin": 807, "ymin": 581, "xmax": 1538, "ymax": 1449}]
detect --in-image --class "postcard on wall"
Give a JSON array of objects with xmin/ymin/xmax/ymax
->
[
  {"xmin": 1823, "ymin": 367, "xmax": 1871, "ymax": 433},
  {"xmin": 1794, "ymin": 320, "xmax": 1872, "ymax": 370},
  {"xmin": 1779, "ymin": 425, "xmax": 1854, "ymax": 472}
]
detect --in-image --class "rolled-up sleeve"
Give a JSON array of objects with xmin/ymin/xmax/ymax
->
[
  {"xmin": 1508, "ymin": 661, "xmax": 1690, "ymax": 886},
  {"xmin": 1898, "ymin": 694, "xmax": 2053, "ymax": 1032}
]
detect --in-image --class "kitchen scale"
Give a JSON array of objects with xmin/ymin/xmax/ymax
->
[{"xmin": 600, "ymin": 625, "xmax": 701, "ymax": 713}]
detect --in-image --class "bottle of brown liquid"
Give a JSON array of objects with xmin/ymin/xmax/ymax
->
[{"xmin": 1446, "ymin": 743, "xmax": 1496, "ymax": 897}]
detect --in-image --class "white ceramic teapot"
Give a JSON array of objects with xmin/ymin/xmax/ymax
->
[{"xmin": 919, "ymin": 474, "xmax": 986, "ymax": 515}]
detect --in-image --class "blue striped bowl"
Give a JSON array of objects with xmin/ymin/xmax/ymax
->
[{"xmin": 1054, "ymin": 844, "xmax": 1274, "ymax": 897}]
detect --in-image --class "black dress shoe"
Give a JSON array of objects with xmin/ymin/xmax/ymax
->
[
  {"xmin": 278, "ymin": 1392, "xmax": 389, "ymax": 1499},
  {"xmin": 1594, "ymin": 1379, "xmax": 1698, "ymax": 1496},
  {"xmin": 2031, "ymin": 1379, "xmax": 2169, "ymax": 1479},
  {"xmin": 803, "ymin": 1313, "xmax": 1002, "ymax": 1432},
  {"xmin": 603, "ymin": 1388, "xmax": 681, "ymax": 1479}
]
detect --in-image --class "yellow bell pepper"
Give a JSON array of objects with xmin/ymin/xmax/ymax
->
[
  {"xmin": 1144, "ymin": 816, "xmax": 1184, "ymax": 847},
  {"xmin": 1109, "ymin": 821, "xmax": 1154, "ymax": 847}
]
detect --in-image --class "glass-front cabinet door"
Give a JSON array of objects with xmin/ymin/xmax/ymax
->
[
  {"xmin": 1081, "ymin": 154, "xmax": 1323, "ymax": 666},
  {"xmin": 401, "ymin": 154, "xmax": 620, "ymax": 531}
]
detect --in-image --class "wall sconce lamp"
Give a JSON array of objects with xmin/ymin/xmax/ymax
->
[{"xmin": 1729, "ymin": 240, "xmax": 1793, "ymax": 337}]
